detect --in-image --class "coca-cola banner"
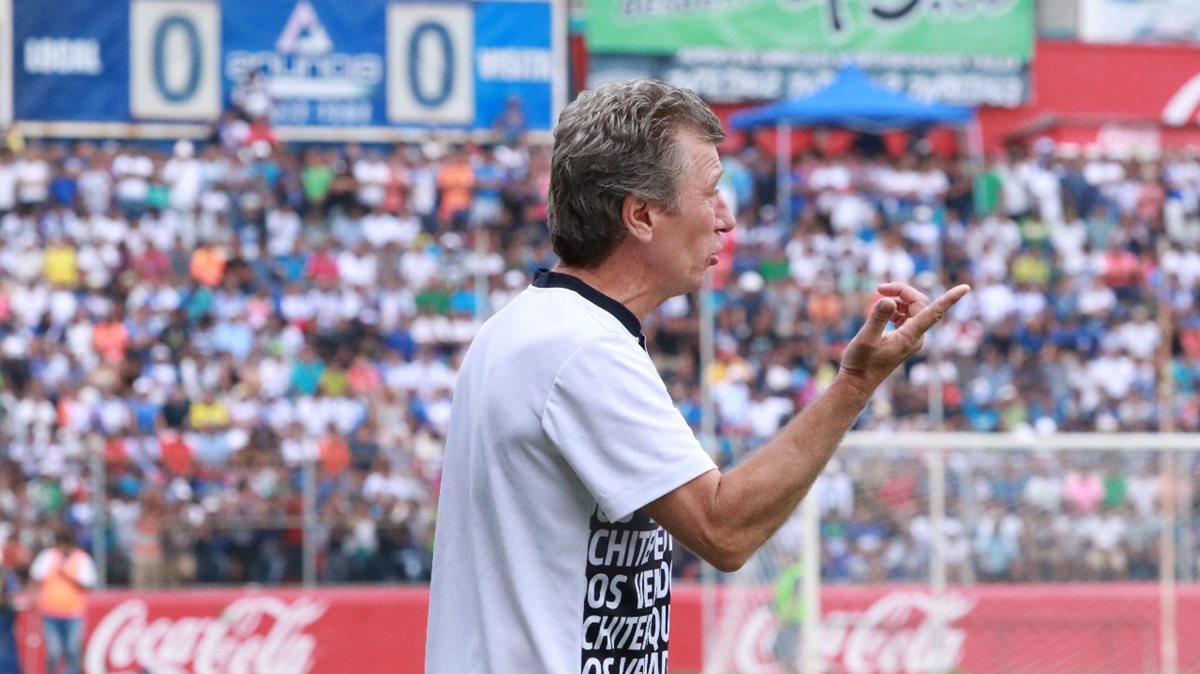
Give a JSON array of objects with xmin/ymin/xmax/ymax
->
[
  {"xmin": 36, "ymin": 587, "xmax": 427, "ymax": 674},
  {"xmin": 13, "ymin": 583, "xmax": 1200, "ymax": 673},
  {"xmin": 703, "ymin": 583, "xmax": 1200, "ymax": 674}
]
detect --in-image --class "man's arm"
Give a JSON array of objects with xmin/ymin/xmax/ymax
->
[{"xmin": 644, "ymin": 282, "xmax": 969, "ymax": 572}]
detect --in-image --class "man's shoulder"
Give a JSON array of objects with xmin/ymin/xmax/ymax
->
[{"xmin": 485, "ymin": 286, "xmax": 629, "ymax": 344}]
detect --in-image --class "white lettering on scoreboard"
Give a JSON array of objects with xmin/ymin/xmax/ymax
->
[
  {"xmin": 477, "ymin": 48, "xmax": 552, "ymax": 82},
  {"xmin": 23, "ymin": 38, "xmax": 102, "ymax": 75}
]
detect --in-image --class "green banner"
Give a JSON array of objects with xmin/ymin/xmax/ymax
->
[{"xmin": 586, "ymin": 0, "xmax": 1034, "ymax": 58}]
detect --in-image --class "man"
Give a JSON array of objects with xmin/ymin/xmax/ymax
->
[
  {"xmin": 30, "ymin": 526, "xmax": 97, "ymax": 674},
  {"xmin": 425, "ymin": 79, "xmax": 968, "ymax": 673}
]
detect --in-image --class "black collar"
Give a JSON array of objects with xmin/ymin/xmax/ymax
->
[{"xmin": 532, "ymin": 268, "xmax": 647, "ymax": 350}]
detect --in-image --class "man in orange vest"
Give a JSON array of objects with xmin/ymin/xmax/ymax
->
[{"xmin": 29, "ymin": 526, "xmax": 96, "ymax": 674}]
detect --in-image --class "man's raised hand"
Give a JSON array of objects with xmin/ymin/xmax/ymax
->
[{"xmin": 837, "ymin": 283, "xmax": 971, "ymax": 396}]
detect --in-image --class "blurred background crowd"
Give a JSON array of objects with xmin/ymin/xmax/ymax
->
[{"xmin": 0, "ymin": 99, "xmax": 1198, "ymax": 590}]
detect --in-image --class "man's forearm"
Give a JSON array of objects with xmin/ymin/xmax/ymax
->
[{"xmin": 707, "ymin": 375, "xmax": 873, "ymax": 563}]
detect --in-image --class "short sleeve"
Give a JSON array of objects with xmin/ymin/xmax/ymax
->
[
  {"xmin": 542, "ymin": 332, "xmax": 716, "ymax": 521},
  {"xmin": 29, "ymin": 550, "xmax": 53, "ymax": 582},
  {"xmin": 74, "ymin": 552, "xmax": 98, "ymax": 589}
]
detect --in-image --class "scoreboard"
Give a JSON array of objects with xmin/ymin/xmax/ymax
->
[{"xmin": 2, "ymin": 0, "xmax": 565, "ymax": 140}]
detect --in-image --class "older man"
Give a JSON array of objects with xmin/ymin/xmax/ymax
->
[{"xmin": 426, "ymin": 79, "xmax": 968, "ymax": 673}]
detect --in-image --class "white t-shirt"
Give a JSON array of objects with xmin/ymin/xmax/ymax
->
[{"xmin": 426, "ymin": 270, "xmax": 716, "ymax": 674}]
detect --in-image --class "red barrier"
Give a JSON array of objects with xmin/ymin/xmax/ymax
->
[
  {"xmin": 12, "ymin": 582, "xmax": 1200, "ymax": 673},
  {"xmin": 19, "ymin": 586, "xmax": 429, "ymax": 674},
  {"xmin": 686, "ymin": 583, "xmax": 1200, "ymax": 674}
]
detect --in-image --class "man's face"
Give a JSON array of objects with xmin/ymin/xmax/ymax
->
[{"xmin": 647, "ymin": 130, "xmax": 735, "ymax": 296}]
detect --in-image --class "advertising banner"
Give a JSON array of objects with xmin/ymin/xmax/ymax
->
[
  {"xmin": 16, "ymin": 587, "xmax": 429, "ymax": 674},
  {"xmin": 4, "ymin": 0, "xmax": 563, "ymax": 139},
  {"xmin": 223, "ymin": 1, "xmax": 387, "ymax": 129},
  {"xmin": 977, "ymin": 40, "xmax": 1200, "ymax": 152},
  {"xmin": 10, "ymin": 582, "xmax": 1200, "ymax": 674},
  {"xmin": 1079, "ymin": 0, "xmax": 1200, "ymax": 44},
  {"xmin": 586, "ymin": 0, "xmax": 1033, "ymax": 106}
]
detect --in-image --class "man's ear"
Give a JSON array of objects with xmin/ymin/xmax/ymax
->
[{"xmin": 622, "ymin": 193, "xmax": 655, "ymax": 243}]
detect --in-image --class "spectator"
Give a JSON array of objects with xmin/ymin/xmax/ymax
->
[{"xmin": 30, "ymin": 525, "xmax": 97, "ymax": 674}]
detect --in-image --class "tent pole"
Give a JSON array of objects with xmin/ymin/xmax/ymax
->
[
  {"xmin": 776, "ymin": 120, "xmax": 791, "ymax": 227},
  {"xmin": 966, "ymin": 117, "xmax": 984, "ymax": 171}
]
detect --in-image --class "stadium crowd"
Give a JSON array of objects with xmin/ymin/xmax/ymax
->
[{"xmin": 0, "ymin": 112, "xmax": 1198, "ymax": 589}]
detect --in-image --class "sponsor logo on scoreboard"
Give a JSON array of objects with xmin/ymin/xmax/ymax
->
[{"xmin": 225, "ymin": 1, "xmax": 383, "ymax": 125}]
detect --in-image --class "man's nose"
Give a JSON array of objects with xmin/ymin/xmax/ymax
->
[{"xmin": 716, "ymin": 193, "xmax": 736, "ymax": 232}]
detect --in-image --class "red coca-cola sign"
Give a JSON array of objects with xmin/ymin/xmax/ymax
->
[
  {"xmin": 12, "ymin": 583, "xmax": 1200, "ymax": 673},
  {"xmin": 86, "ymin": 596, "xmax": 326, "ymax": 674},
  {"xmin": 60, "ymin": 587, "xmax": 424, "ymax": 674}
]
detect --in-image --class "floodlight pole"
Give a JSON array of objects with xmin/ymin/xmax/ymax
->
[
  {"xmin": 91, "ymin": 448, "xmax": 107, "ymax": 588},
  {"xmin": 776, "ymin": 120, "xmax": 791, "ymax": 227},
  {"xmin": 699, "ymin": 271, "xmax": 717, "ymax": 671},
  {"xmin": 1157, "ymin": 238, "xmax": 1178, "ymax": 674},
  {"xmin": 303, "ymin": 458, "xmax": 317, "ymax": 588}
]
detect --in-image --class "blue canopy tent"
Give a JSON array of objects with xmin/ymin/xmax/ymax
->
[{"xmin": 728, "ymin": 65, "xmax": 977, "ymax": 225}]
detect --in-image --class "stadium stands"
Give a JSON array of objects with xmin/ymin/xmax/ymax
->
[{"xmin": 0, "ymin": 124, "xmax": 1197, "ymax": 587}]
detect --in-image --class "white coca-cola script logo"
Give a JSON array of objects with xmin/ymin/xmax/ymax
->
[
  {"xmin": 721, "ymin": 591, "xmax": 975, "ymax": 674},
  {"xmin": 1162, "ymin": 72, "xmax": 1200, "ymax": 126},
  {"xmin": 85, "ymin": 596, "xmax": 328, "ymax": 674}
]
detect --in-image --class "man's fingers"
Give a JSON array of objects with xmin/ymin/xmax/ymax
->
[
  {"xmin": 863, "ymin": 296, "xmax": 897, "ymax": 339},
  {"xmin": 877, "ymin": 282, "xmax": 931, "ymax": 316},
  {"xmin": 899, "ymin": 284, "xmax": 970, "ymax": 338}
]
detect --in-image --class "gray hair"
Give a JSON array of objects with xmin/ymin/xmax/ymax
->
[{"xmin": 548, "ymin": 79, "xmax": 724, "ymax": 268}]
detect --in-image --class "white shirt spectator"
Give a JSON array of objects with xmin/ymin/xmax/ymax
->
[
  {"xmin": 1086, "ymin": 348, "xmax": 1135, "ymax": 400},
  {"xmin": 258, "ymin": 356, "xmax": 292, "ymax": 399},
  {"xmin": 1012, "ymin": 287, "xmax": 1048, "ymax": 323},
  {"xmin": 1115, "ymin": 315, "xmax": 1161, "ymax": 360},
  {"xmin": 917, "ymin": 167, "xmax": 950, "ymax": 204},
  {"xmin": 14, "ymin": 153, "xmax": 51, "ymax": 205},
  {"xmin": 378, "ymin": 283, "xmax": 415, "ymax": 332},
  {"xmin": 113, "ymin": 151, "xmax": 154, "ymax": 205},
  {"xmin": 1023, "ymin": 470, "xmax": 1064, "ymax": 512},
  {"xmin": 265, "ymin": 206, "xmax": 302, "ymax": 257},
  {"xmin": 400, "ymin": 248, "xmax": 439, "ymax": 289},
  {"xmin": 281, "ymin": 432, "xmax": 316, "ymax": 466},
  {"xmin": 337, "ymin": 248, "xmax": 378, "ymax": 288},
  {"xmin": 746, "ymin": 393, "xmax": 793, "ymax": 440},
  {"xmin": 810, "ymin": 161, "xmax": 851, "ymax": 193},
  {"xmin": 829, "ymin": 191, "xmax": 874, "ymax": 233},
  {"xmin": 163, "ymin": 150, "xmax": 205, "ymax": 211},
  {"xmin": 77, "ymin": 163, "xmax": 113, "ymax": 215},
  {"xmin": 1077, "ymin": 279, "xmax": 1117, "ymax": 317},
  {"xmin": 48, "ymin": 289, "xmax": 80, "ymax": 327},
  {"xmin": 265, "ymin": 397, "xmax": 297, "ymax": 432},
  {"xmin": 11, "ymin": 283, "xmax": 49, "ymax": 328},
  {"xmin": 1084, "ymin": 511, "xmax": 1126, "ymax": 552},
  {"xmin": 1027, "ymin": 163, "xmax": 1064, "ymax": 222},
  {"xmin": 409, "ymin": 163, "xmax": 438, "ymax": 217},
  {"xmin": 8, "ymin": 394, "xmax": 56, "ymax": 439},
  {"xmin": 0, "ymin": 157, "xmax": 17, "ymax": 212},
  {"xmin": 1126, "ymin": 470, "xmax": 1159, "ymax": 518},
  {"xmin": 867, "ymin": 238, "xmax": 915, "ymax": 282},
  {"xmin": 361, "ymin": 211, "xmax": 401, "ymax": 247},
  {"xmin": 353, "ymin": 154, "xmax": 391, "ymax": 208},
  {"xmin": 279, "ymin": 287, "xmax": 317, "ymax": 324},
  {"xmin": 2, "ymin": 241, "xmax": 44, "ymax": 283},
  {"xmin": 976, "ymin": 281, "xmax": 1017, "ymax": 325}
]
